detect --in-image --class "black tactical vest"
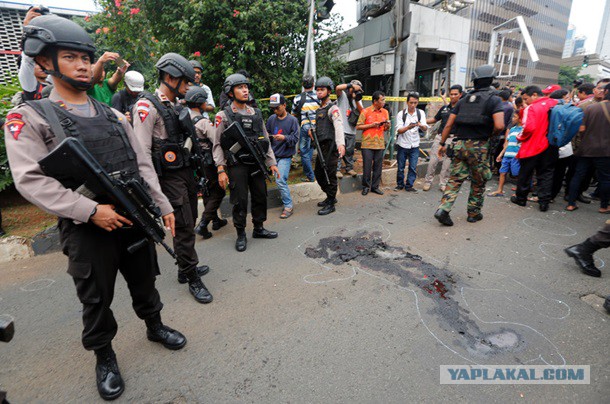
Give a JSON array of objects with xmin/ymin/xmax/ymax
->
[
  {"xmin": 224, "ymin": 106, "xmax": 265, "ymax": 139},
  {"xmin": 315, "ymin": 102, "xmax": 336, "ymax": 143},
  {"xmin": 223, "ymin": 106, "xmax": 269, "ymax": 165},
  {"xmin": 454, "ymin": 88, "xmax": 495, "ymax": 127},
  {"xmin": 192, "ymin": 115, "xmax": 214, "ymax": 166},
  {"xmin": 28, "ymin": 98, "xmax": 140, "ymax": 191},
  {"xmin": 139, "ymin": 92, "xmax": 192, "ymax": 173}
]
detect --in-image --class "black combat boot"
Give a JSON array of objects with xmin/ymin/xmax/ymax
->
[
  {"xmin": 317, "ymin": 197, "xmax": 337, "ymax": 207},
  {"xmin": 466, "ymin": 213, "xmax": 483, "ymax": 223},
  {"xmin": 510, "ymin": 195, "xmax": 526, "ymax": 207},
  {"xmin": 177, "ymin": 265, "xmax": 210, "ymax": 284},
  {"xmin": 195, "ymin": 219, "xmax": 213, "ymax": 239},
  {"xmin": 94, "ymin": 344, "xmax": 124, "ymax": 401},
  {"xmin": 318, "ymin": 202, "xmax": 336, "ymax": 215},
  {"xmin": 565, "ymin": 239, "xmax": 602, "ymax": 277},
  {"xmin": 252, "ymin": 226, "xmax": 278, "ymax": 239},
  {"xmin": 434, "ymin": 209, "xmax": 454, "ymax": 226},
  {"xmin": 212, "ymin": 216, "xmax": 228, "ymax": 230},
  {"xmin": 145, "ymin": 314, "xmax": 187, "ymax": 350},
  {"xmin": 186, "ymin": 269, "xmax": 213, "ymax": 303},
  {"xmin": 235, "ymin": 228, "xmax": 247, "ymax": 252}
]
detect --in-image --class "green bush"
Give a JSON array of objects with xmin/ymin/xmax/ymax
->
[{"xmin": 0, "ymin": 79, "xmax": 21, "ymax": 192}]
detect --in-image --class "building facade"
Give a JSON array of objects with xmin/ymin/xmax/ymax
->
[
  {"xmin": 456, "ymin": 0, "xmax": 573, "ymax": 87},
  {"xmin": 339, "ymin": 0, "xmax": 574, "ymax": 98}
]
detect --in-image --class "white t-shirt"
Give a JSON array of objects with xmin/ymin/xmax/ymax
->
[{"xmin": 395, "ymin": 108, "xmax": 427, "ymax": 149}]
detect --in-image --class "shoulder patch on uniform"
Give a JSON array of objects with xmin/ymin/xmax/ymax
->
[
  {"xmin": 215, "ymin": 115, "xmax": 223, "ymax": 128},
  {"xmin": 332, "ymin": 108, "xmax": 341, "ymax": 119},
  {"xmin": 136, "ymin": 103, "xmax": 150, "ymax": 122},
  {"xmin": 5, "ymin": 113, "xmax": 25, "ymax": 140}
]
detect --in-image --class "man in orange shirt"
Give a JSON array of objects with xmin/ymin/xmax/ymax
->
[{"xmin": 357, "ymin": 91, "xmax": 390, "ymax": 195}]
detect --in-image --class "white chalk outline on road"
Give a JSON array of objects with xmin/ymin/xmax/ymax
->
[
  {"xmin": 297, "ymin": 222, "xmax": 569, "ymax": 367},
  {"xmin": 521, "ymin": 217, "xmax": 578, "ymax": 237},
  {"xmin": 20, "ymin": 278, "xmax": 56, "ymax": 292},
  {"xmin": 0, "ymin": 313, "xmax": 15, "ymax": 322}
]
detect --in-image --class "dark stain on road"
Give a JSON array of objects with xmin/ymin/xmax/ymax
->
[{"xmin": 305, "ymin": 231, "xmax": 524, "ymax": 357}]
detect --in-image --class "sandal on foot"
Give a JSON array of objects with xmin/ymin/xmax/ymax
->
[
  {"xmin": 280, "ymin": 208, "xmax": 293, "ymax": 219},
  {"xmin": 565, "ymin": 205, "xmax": 578, "ymax": 212},
  {"xmin": 599, "ymin": 207, "xmax": 610, "ymax": 214},
  {"xmin": 487, "ymin": 191, "xmax": 505, "ymax": 197}
]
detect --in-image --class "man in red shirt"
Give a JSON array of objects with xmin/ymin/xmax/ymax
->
[{"xmin": 511, "ymin": 85, "xmax": 559, "ymax": 211}]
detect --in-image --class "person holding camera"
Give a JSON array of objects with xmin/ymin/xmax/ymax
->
[
  {"xmin": 356, "ymin": 91, "xmax": 390, "ymax": 195},
  {"xmin": 335, "ymin": 80, "xmax": 364, "ymax": 178}
]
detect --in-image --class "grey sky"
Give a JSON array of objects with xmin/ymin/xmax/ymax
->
[{"xmin": 16, "ymin": 0, "xmax": 608, "ymax": 53}]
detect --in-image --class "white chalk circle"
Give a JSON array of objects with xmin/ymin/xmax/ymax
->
[
  {"xmin": 539, "ymin": 243, "xmax": 605, "ymax": 268},
  {"xmin": 522, "ymin": 218, "xmax": 578, "ymax": 237},
  {"xmin": 0, "ymin": 313, "xmax": 15, "ymax": 322},
  {"xmin": 20, "ymin": 278, "xmax": 56, "ymax": 292}
]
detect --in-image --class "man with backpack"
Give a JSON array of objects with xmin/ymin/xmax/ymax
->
[
  {"xmin": 291, "ymin": 75, "xmax": 319, "ymax": 182},
  {"xmin": 395, "ymin": 92, "xmax": 428, "ymax": 192},
  {"xmin": 510, "ymin": 85, "xmax": 560, "ymax": 212},
  {"xmin": 566, "ymin": 83, "xmax": 610, "ymax": 212}
]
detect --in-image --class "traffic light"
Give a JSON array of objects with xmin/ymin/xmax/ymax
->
[
  {"xmin": 315, "ymin": 0, "xmax": 335, "ymax": 21},
  {"xmin": 582, "ymin": 55, "xmax": 589, "ymax": 67}
]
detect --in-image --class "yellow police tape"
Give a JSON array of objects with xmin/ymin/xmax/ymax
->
[{"xmin": 259, "ymin": 94, "xmax": 444, "ymax": 103}]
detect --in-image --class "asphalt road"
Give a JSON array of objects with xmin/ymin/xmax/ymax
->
[{"xmin": 1, "ymin": 180, "xmax": 609, "ymax": 403}]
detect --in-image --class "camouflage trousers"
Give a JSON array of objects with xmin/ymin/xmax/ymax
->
[{"xmin": 438, "ymin": 139, "xmax": 492, "ymax": 216}]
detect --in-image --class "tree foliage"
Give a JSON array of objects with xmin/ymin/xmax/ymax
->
[
  {"xmin": 558, "ymin": 65, "xmax": 594, "ymax": 89},
  {"xmin": 0, "ymin": 78, "xmax": 21, "ymax": 192},
  {"xmin": 86, "ymin": 0, "xmax": 348, "ymax": 102}
]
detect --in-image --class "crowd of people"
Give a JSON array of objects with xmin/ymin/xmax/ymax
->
[{"xmin": 1, "ymin": 7, "xmax": 609, "ymax": 401}]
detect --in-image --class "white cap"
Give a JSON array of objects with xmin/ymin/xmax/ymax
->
[{"xmin": 124, "ymin": 70, "xmax": 144, "ymax": 92}]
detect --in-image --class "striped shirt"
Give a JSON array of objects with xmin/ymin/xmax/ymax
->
[
  {"xmin": 291, "ymin": 90, "xmax": 320, "ymax": 128},
  {"xmin": 505, "ymin": 125, "xmax": 522, "ymax": 158}
]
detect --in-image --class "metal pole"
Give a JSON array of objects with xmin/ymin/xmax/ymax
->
[
  {"xmin": 390, "ymin": 0, "xmax": 404, "ymax": 160},
  {"xmin": 304, "ymin": 0, "xmax": 316, "ymax": 77}
]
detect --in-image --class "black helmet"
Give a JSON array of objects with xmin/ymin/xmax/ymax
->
[
  {"xmin": 185, "ymin": 86, "xmax": 208, "ymax": 105},
  {"xmin": 223, "ymin": 73, "xmax": 250, "ymax": 95},
  {"xmin": 156, "ymin": 53, "xmax": 196, "ymax": 83},
  {"xmin": 302, "ymin": 74, "xmax": 315, "ymax": 89},
  {"xmin": 471, "ymin": 64, "xmax": 497, "ymax": 81},
  {"xmin": 189, "ymin": 60, "xmax": 203, "ymax": 71},
  {"xmin": 22, "ymin": 15, "xmax": 96, "ymax": 61},
  {"xmin": 21, "ymin": 15, "xmax": 96, "ymax": 91},
  {"xmin": 315, "ymin": 76, "xmax": 334, "ymax": 91}
]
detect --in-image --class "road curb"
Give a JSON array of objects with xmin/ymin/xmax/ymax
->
[{"xmin": 1, "ymin": 161, "xmax": 436, "ymax": 261}]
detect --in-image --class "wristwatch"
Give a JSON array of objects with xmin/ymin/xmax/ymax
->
[{"xmin": 439, "ymin": 142, "xmax": 446, "ymax": 147}]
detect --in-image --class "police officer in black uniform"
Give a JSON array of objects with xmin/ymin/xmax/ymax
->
[
  {"xmin": 312, "ymin": 77, "xmax": 346, "ymax": 215},
  {"xmin": 183, "ymin": 87, "xmax": 228, "ymax": 239},
  {"xmin": 4, "ymin": 15, "xmax": 187, "ymax": 400},
  {"xmin": 133, "ymin": 53, "xmax": 213, "ymax": 303},
  {"xmin": 213, "ymin": 73, "xmax": 279, "ymax": 252},
  {"xmin": 434, "ymin": 65, "xmax": 505, "ymax": 225}
]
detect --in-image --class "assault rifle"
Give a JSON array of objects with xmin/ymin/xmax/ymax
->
[
  {"xmin": 38, "ymin": 137, "xmax": 177, "ymax": 261},
  {"xmin": 178, "ymin": 109, "xmax": 210, "ymax": 197},
  {"xmin": 221, "ymin": 121, "xmax": 272, "ymax": 182}
]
